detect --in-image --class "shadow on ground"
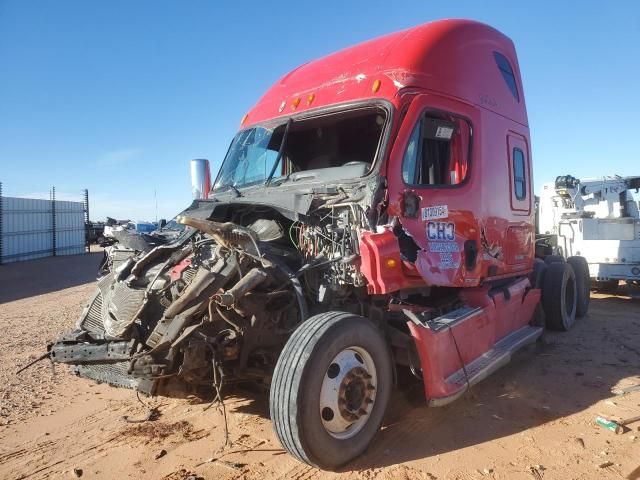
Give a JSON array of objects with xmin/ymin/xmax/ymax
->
[
  {"xmin": 4, "ymin": 249, "xmax": 638, "ymax": 473},
  {"xmin": 0, "ymin": 252, "xmax": 103, "ymax": 303},
  {"xmin": 227, "ymin": 294, "xmax": 640, "ymax": 471}
]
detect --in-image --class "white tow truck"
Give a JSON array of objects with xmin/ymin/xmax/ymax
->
[{"xmin": 538, "ymin": 175, "xmax": 640, "ymax": 292}]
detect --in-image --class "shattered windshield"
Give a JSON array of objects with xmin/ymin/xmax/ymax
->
[
  {"xmin": 213, "ymin": 107, "xmax": 386, "ymax": 192},
  {"xmin": 213, "ymin": 126, "xmax": 282, "ymax": 190}
]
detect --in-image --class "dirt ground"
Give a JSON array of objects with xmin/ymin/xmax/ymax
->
[{"xmin": 1, "ymin": 252, "xmax": 639, "ymax": 480}]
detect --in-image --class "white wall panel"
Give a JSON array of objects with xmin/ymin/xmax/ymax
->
[{"xmin": 0, "ymin": 196, "xmax": 86, "ymax": 263}]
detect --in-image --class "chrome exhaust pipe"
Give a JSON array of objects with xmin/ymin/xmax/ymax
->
[{"xmin": 190, "ymin": 158, "xmax": 211, "ymax": 199}]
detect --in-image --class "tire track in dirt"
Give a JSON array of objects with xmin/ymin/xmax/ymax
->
[{"xmin": 9, "ymin": 434, "xmax": 122, "ymax": 480}]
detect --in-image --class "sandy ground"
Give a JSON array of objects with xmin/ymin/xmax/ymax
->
[{"xmin": 1, "ymin": 252, "xmax": 639, "ymax": 480}]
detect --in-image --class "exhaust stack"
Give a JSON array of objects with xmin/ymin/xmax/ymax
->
[{"xmin": 190, "ymin": 158, "xmax": 211, "ymax": 200}]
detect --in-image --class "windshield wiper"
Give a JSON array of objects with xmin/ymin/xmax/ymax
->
[
  {"xmin": 265, "ymin": 118, "xmax": 293, "ymax": 186},
  {"xmin": 229, "ymin": 185, "xmax": 242, "ymax": 197}
]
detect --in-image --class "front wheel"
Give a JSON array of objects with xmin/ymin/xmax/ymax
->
[{"xmin": 270, "ymin": 311, "xmax": 393, "ymax": 469}]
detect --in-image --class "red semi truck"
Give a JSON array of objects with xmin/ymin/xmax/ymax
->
[{"xmin": 47, "ymin": 19, "xmax": 590, "ymax": 469}]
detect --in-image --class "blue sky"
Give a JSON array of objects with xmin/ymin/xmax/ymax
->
[{"xmin": 1, "ymin": 1, "xmax": 639, "ymax": 221}]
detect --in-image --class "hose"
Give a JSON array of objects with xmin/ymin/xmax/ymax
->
[{"xmin": 263, "ymin": 252, "xmax": 308, "ymax": 322}]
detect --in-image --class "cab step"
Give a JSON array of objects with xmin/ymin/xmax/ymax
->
[
  {"xmin": 447, "ymin": 325, "xmax": 543, "ymax": 387},
  {"xmin": 427, "ymin": 325, "xmax": 543, "ymax": 406}
]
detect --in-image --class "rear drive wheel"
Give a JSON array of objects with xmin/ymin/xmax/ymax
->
[
  {"xmin": 270, "ymin": 311, "xmax": 393, "ymax": 469},
  {"xmin": 542, "ymin": 262, "xmax": 577, "ymax": 331},
  {"xmin": 567, "ymin": 256, "xmax": 590, "ymax": 317},
  {"xmin": 544, "ymin": 254, "xmax": 565, "ymax": 265},
  {"xmin": 529, "ymin": 258, "xmax": 548, "ymax": 289}
]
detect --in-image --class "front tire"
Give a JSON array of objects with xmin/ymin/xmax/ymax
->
[{"xmin": 270, "ymin": 311, "xmax": 393, "ymax": 469}]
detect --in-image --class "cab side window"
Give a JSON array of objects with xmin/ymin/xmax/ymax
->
[
  {"xmin": 401, "ymin": 113, "xmax": 471, "ymax": 186},
  {"xmin": 494, "ymin": 52, "xmax": 520, "ymax": 102},
  {"xmin": 512, "ymin": 148, "xmax": 526, "ymax": 200}
]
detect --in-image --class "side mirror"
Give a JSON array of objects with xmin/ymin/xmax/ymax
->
[
  {"xmin": 159, "ymin": 218, "xmax": 167, "ymax": 229},
  {"xmin": 190, "ymin": 159, "xmax": 211, "ymax": 199}
]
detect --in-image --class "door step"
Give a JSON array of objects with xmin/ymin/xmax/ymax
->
[
  {"xmin": 427, "ymin": 306, "xmax": 483, "ymax": 331},
  {"xmin": 445, "ymin": 325, "xmax": 543, "ymax": 391}
]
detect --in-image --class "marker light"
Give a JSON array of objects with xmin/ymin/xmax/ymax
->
[
  {"xmin": 372, "ymin": 79, "xmax": 381, "ymax": 93},
  {"xmin": 385, "ymin": 258, "xmax": 397, "ymax": 268},
  {"xmin": 240, "ymin": 114, "xmax": 248, "ymax": 126},
  {"xmin": 291, "ymin": 97, "xmax": 301, "ymax": 110},
  {"xmin": 307, "ymin": 93, "xmax": 315, "ymax": 105}
]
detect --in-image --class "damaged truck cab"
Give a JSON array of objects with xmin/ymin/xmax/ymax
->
[{"xmin": 48, "ymin": 19, "xmax": 589, "ymax": 469}]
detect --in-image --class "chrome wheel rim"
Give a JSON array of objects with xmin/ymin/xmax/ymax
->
[{"xmin": 319, "ymin": 346, "xmax": 377, "ymax": 439}]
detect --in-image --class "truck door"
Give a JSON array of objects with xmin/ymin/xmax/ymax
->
[
  {"xmin": 504, "ymin": 133, "xmax": 534, "ymax": 269},
  {"xmin": 387, "ymin": 94, "xmax": 482, "ymax": 287}
]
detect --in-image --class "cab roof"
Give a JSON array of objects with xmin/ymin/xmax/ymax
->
[{"xmin": 244, "ymin": 19, "xmax": 527, "ymax": 127}]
